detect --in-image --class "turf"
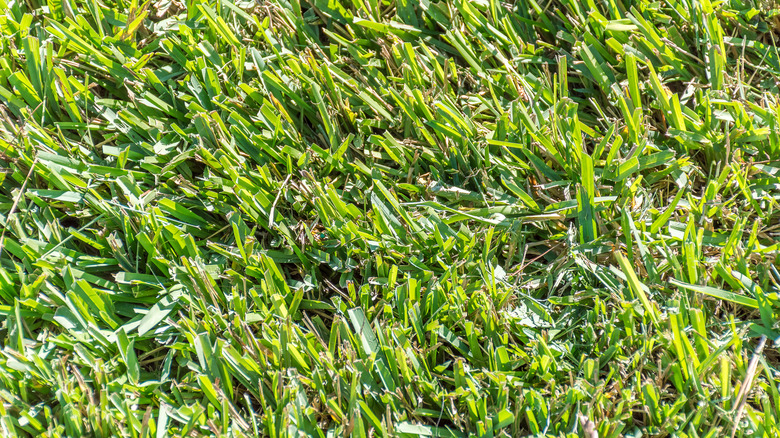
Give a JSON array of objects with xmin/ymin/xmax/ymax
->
[{"xmin": 1, "ymin": 0, "xmax": 780, "ymax": 436}]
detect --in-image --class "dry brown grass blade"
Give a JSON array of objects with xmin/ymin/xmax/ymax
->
[
  {"xmin": 730, "ymin": 335, "xmax": 767, "ymax": 438},
  {"xmin": 579, "ymin": 414, "xmax": 598, "ymax": 438}
]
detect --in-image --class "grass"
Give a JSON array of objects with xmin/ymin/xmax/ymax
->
[{"xmin": 1, "ymin": 0, "xmax": 780, "ymax": 436}]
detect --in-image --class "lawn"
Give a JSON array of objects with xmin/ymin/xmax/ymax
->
[{"xmin": 1, "ymin": 0, "xmax": 780, "ymax": 436}]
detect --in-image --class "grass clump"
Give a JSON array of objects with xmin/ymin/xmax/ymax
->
[{"xmin": 1, "ymin": 0, "xmax": 780, "ymax": 436}]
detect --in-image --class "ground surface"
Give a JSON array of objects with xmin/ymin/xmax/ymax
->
[{"xmin": 1, "ymin": 0, "xmax": 780, "ymax": 436}]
